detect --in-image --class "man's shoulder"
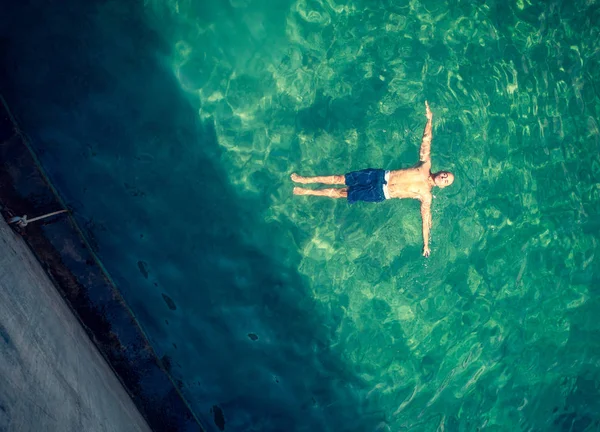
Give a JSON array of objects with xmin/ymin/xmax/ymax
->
[
  {"xmin": 420, "ymin": 192, "xmax": 433, "ymax": 204},
  {"xmin": 389, "ymin": 164, "xmax": 424, "ymax": 175},
  {"xmin": 418, "ymin": 160, "xmax": 432, "ymax": 170}
]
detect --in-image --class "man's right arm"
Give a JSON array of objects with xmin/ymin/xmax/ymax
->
[
  {"xmin": 421, "ymin": 198, "xmax": 432, "ymax": 257},
  {"xmin": 419, "ymin": 101, "xmax": 433, "ymax": 163}
]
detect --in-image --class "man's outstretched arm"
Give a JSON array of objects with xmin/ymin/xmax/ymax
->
[
  {"xmin": 421, "ymin": 199, "xmax": 432, "ymax": 257},
  {"xmin": 419, "ymin": 101, "xmax": 433, "ymax": 163}
]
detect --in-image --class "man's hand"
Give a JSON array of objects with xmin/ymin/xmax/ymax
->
[
  {"xmin": 423, "ymin": 246, "xmax": 431, "ymax": 257},
  {"xmin": 425, "ymin": 101, "xmax": 432, "ymax": 121}
]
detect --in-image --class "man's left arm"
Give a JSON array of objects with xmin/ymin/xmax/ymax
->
[
  {"xmin": 419, "ymin": 101, "xmax": 433, "ymax": 163},
  {"xmin": 421, "ymin": 198, "xmax": 432, "ymax": 257}
]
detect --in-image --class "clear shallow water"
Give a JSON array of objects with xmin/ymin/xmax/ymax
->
[{"xmin": 2, "ymin": 0, "xmax": 600, "ymax": 431}]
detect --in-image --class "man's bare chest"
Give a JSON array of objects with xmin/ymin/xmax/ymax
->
[{"xmin": 387, "ymin": 169, "xmax": 432, "ymax": 201}]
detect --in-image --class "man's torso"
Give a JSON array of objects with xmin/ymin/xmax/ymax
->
[{"xmin": 387, "ymin": 162, "xmax": 432, "ymax": 202}]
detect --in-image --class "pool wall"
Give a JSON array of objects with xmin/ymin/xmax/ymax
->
[{"xmin": 0, "ymin": 98, "xmax": 203, "ymax": 432}]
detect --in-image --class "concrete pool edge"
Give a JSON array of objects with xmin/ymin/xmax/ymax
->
[
  {"xmin": 0, "ymin": 209, "xmax": 152, "ymax": 432},
  {"xmin": 0, "ymin": 96, "xmax": 205, "ymax": 431}
]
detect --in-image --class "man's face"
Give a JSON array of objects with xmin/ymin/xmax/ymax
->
[{"xmin": 434, "ymin": 171, "xmax": 454, "ymax": 188}]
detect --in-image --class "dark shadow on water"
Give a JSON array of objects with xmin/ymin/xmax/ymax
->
[
  {"xmin": 295, "ymin": 72, "xmax": 390, "ymax": 136},
  {"xmin": 1, "ymin": 1, "xmax": 372, "ymax": 431}
]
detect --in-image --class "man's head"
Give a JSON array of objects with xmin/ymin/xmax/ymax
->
[{"xmin": 433, "ymin": 171, "xmax": 454, "ymax": 188}]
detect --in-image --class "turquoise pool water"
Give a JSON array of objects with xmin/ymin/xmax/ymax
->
[{"xmin": 2, "ymin": 0, "xmax": 600, "ymax": 430}]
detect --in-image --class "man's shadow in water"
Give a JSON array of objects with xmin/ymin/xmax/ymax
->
[{"xmin": 0, "ymin": 1, "xmax": 381, "ymax": 431}]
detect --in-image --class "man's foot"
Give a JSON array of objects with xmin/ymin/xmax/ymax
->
[
  {"xmin": 293, "ymin": 187, "xmax": 306, "ymax": 195},
  {"xmin": 290, "ymin": 173, "xmax": 307, "ymax": 183}
]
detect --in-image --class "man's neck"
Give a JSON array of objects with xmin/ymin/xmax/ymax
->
[{"xmin": 427, "ymin": 173, "xmax": 436, "ymax": 188}]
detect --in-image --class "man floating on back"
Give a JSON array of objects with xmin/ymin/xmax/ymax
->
[{"xmin": 291, "ymin": 101, "xmax": 454, "ymax": 257}]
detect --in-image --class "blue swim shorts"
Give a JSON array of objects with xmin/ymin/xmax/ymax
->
[{"xmin": 345, "ymin": 168, "xmax": 388, "ymax": 204}]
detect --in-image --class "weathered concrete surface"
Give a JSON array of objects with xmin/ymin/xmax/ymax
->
[
  {"xmin": 0, "ymin": 97, "xmax": 202, "ymax": 432},
  {"xmin": 0, "ymin": 216, "xmax": 151, "ymax": 432}
]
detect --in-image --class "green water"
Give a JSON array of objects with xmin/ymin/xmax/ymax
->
[
  {"xmin": 143, "ymin": 0, "xmax": 600, "ymax": 429},
  {"xmin": 4, "ymin": 0, "xmax": 598, "ymax": 429}
]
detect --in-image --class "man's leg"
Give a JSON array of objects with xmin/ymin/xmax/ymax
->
[
  {"xmin": 291, "ymin": 173, "xmax": 345, "ymax": 185},
  {"xmin": 293, "ymin": 187, "xmax": 348, "ymax": 198}
]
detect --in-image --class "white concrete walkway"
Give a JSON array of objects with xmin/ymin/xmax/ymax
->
[{"xmin": 0, "ymin": 216, "xmax": 151, "ymax": 432}]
